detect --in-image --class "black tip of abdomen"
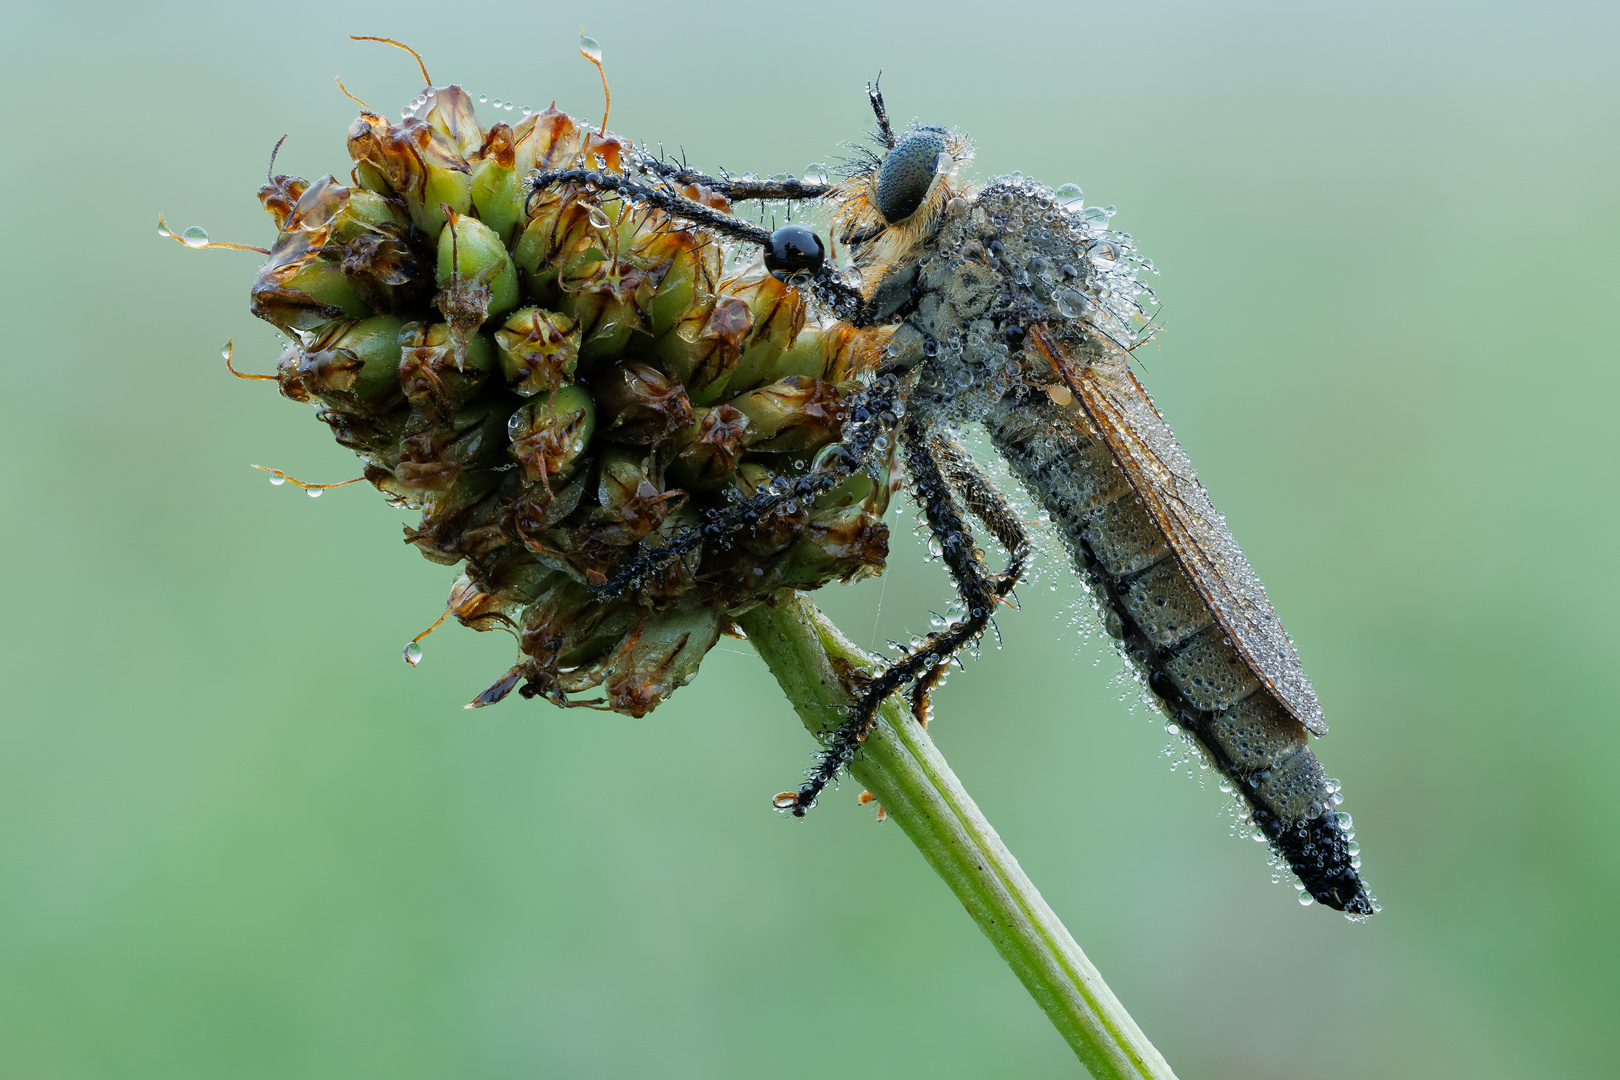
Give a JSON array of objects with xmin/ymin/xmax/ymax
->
[{"xmin": 1255, "ymin": 806, "xmax": 1375, "ymax": 915}]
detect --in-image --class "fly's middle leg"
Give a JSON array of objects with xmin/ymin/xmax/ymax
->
[
  {"xmin": 907, "ymin": 434, "xmax": 1033, "ymax": 725},
  {"xmin": 779, "ymin": 420, "xmax": 1010, "ymax": 815}
]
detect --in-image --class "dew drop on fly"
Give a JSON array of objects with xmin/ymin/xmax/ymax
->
[
  {"xmin": 1055, "ymin": 183, "xmax": 1084, "ymax": 207},
  {"xmin": 306, "ymin": 487, "xmax": 323, "ymax": 498},
  {"xmin": 579, "ymin": 35, "xmax": 603, "ymax": 63},
  {"xmin": 181, "ymin": 226, "xmax": 210, "ymax": 248},
  {"xmin": 220, "ymin": 342, "xmax": 232, "ymax": 359},
  {"xmin": 403, "ymin": 641, "xmax": 424, "ymax": 667},
  {"xmin": 266, "ymin": 470, "xmax": 287, "ymax": 486},
  {"xmin": 587, "ymin": 206, "xmax": 611, "ymax": 229}
]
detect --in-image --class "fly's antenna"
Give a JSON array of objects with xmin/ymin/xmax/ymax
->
[
  {"xmin": 579, "ymin": 30, "xmax": 610, "ymax": 133},
  {"xmin": 349, "ymin": 34, "xmax": 432, "ymax": 87},
  {"xmin": 867, "ymin": 73, "xmax": 895, "ymax": 149},
  {"xmin": 265, "ymin": 135, "xmax": 289, "ymax": 182}
]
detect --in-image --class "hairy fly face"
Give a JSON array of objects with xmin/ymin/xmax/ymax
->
[{"xmin": 831, "ymin": 123, "xmax": 974, "ymax": 313}]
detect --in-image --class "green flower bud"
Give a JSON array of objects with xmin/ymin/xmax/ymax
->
[
  {"xmin": 436, "ymin": 211, "xmax": 520, "ymax": 317},
  {"xmin": 397, "ymin": 321, "xmax": 494, "ymax": 411},
  {"xmin": 780, "ymin": 505, "xmax": 890, "ymax": 587},
  {"xmin": 604, "ymin": 604, "xmax": 724, "ymax": 717},
  {"xmin": 250, "ymin": 176, "xmax": 372, "ymax": 332},
  {"xmin": 278, "ymin": 314, "xmax": 404, "ymax": 403},
  {"xmin": 469, "ymin": 124, "xmax": 523, "ymax": 244},
  {"xmin": 592, "ymin": 361, "xmax": 693, "ymax": 444},
  {"xmin": 728, "ymin": 376, "xmax": 844, "ymax": 453},
  {"xmin": 519, "ymin": 576, "xmax": 642, "ymax": 684},
  {"xmin": 494, "ymin": 307, "xmax": 580, "ymax": 397},
  {"xmin": 511, "ymin": 190, "xmax": 594, "ymax": 304},
  {"xmin": 669, "ymin": 405, "xmax": 749, "ymax": 490},
  {"xmin": 656, "ymin": 294, "xmax": 752, "ymax": 405},
  {"xmin": 722, "ymin": 273, "xmax": 807, "ymax": 392},
  {"xmin": 556, "ymin": 247, "xmax": 648, "ymax": 365},
  {"xmin": 417, "ymin": 85, "xmax": 485, "ymax": 159},
  {"xmin": 507, "ymin": 384, "xmax": 595, "ymax": 483},
  {"xmin": 633, "ymin": 223, "xmax": 722, "ymax": 342}
]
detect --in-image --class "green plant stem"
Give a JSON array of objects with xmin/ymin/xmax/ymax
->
[{"xmin": 739, "ymin": 592, "xmax": 1177, "ymax": 1080}]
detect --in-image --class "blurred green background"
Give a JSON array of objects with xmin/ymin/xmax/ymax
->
[{"xmin": 3, "ymin": 1, "xmax": 1615, "ymax": 1076}]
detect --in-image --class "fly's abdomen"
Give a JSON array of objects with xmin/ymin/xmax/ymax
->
[{"xmin": 985, "ymin": 393, "xmax": 1370, "ymax": 914}]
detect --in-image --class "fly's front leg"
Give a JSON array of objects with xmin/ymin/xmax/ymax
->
[
  {"xmin": 526, "ymin": 169, "xmax": 773, "ymax": 247},
  {"xmin": 778, "ymin": 417, "xmax": 1002, "ymax": 816},
  {"xmin": 630, "ymin": 156, "xmax": 836, "ymax": 203},
  {"xmin": 593, "ymin": 375, "xmax": 905, "ymax": 599},
  {"xmin": 908, "ymin": 434, "xmax": 1033, "ymax": 725},
  {"xmin": 527, "ymin": 171, "xmax": 871, "ymax": 326}
]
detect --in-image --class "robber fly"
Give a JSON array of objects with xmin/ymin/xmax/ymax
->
[{"xmin": 528, "ymin": 81, "xmax": 1373, "ymax": 915}]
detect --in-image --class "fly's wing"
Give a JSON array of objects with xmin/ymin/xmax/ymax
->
[{"xmin": 1031, "ymin": 326, "xmax": 1327, "ymax": 735}]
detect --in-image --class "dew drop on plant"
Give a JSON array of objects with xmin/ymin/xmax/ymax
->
[
  {"xmin": 1055, "ymin": 183, "xmax": 1084, "ymax": 206},
  {"xmin": 403, "ymin": 641, "xmax": 423, "ymax": 666},
  {"xmin": 181, "ymin": 226, "xmax": 210, "ymax": 248}
]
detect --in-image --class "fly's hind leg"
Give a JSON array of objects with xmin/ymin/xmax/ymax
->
[
  {"xmin": 780, "ymin": 420, "xmax": 1013, "ymax": 815},
  {"xmin": 908, "ymin": 435, "xmax": 1033, "ymax": 726}
]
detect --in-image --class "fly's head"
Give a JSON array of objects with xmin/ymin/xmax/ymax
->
[{"xmin": 830, "ymin": 121, "xmax": 975, "ymax": 321}]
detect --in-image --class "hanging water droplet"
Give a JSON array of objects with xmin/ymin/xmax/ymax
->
[
  {"xmin": 579, "ymin": 35, "xmax": 603, "ymax": 63},
  {"xmin": 1336, "ymin": 811, "xmax": 1353, "ymax": 829},
  {"xmin": 507, "ymin": 409, "xmax": 528, "ymax": 440},
  {"xmin": 266, "ymin": 470, "xmax": 287, "ymax": 486},
  {"xmin": 587, "ymin": 205, "xmax": 611, "ymax": 229},
  {"xmin": 157, "ymin": 224, "xmax": 172, "ymax": 238},
  {"xmin": 220, "ymin": 342, "xmax": 232, "ymax": 359},
  {"xmin": 181, "ymin": 226, "xmax": 210, "ymax": 248},
  {"xmin": 403, "ymin": 641, "xmax": 424, "ymax": 666},
  {"xmin": 803, "ymin": 162, "xmax": 829, "ymax": 184},
  {"xmin": 772, "ymin": 792, "xmax": 797, "ymax": 811},
  {"xmin": 478, "ymin": 94, "xmax": 488, "ymax": 104},
  {"xmin": 1055, "ymin": 289, "xmax": 1083, "ymax": 318},
  {"xmin": 503, "ymin": 102, "xmax": 514, "ymax": 111},
  {"xmin": 935, "ymin": 152, "xmax": 953, "ymax": 175},
  {"xmin": 1297, "ymin": 890, "xmax": 1314, "ymax": 906},
  {"xmin": 1054, "ymin": 182, "xmax": 1084, "ymax": 206},
  {"xmin": 306, "ymin": 487, "xmax": 323, "ymax": 498},
  {"xmin": 491, "ymin": 98, "xmax": 503, "ymax": 109}
]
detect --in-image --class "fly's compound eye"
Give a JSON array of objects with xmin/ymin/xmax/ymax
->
[
  {"xmin": 765, "ymin": 224, "xmax": 826, "ymax": 282},
  {"xmin": 875, "ymin": 126, "xmax": 949, "ymax": 224}
]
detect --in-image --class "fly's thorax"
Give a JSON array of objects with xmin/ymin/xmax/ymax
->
[{"xmin": 872, "ymin": 177, "xmax": 1149, "ymax": 424}]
